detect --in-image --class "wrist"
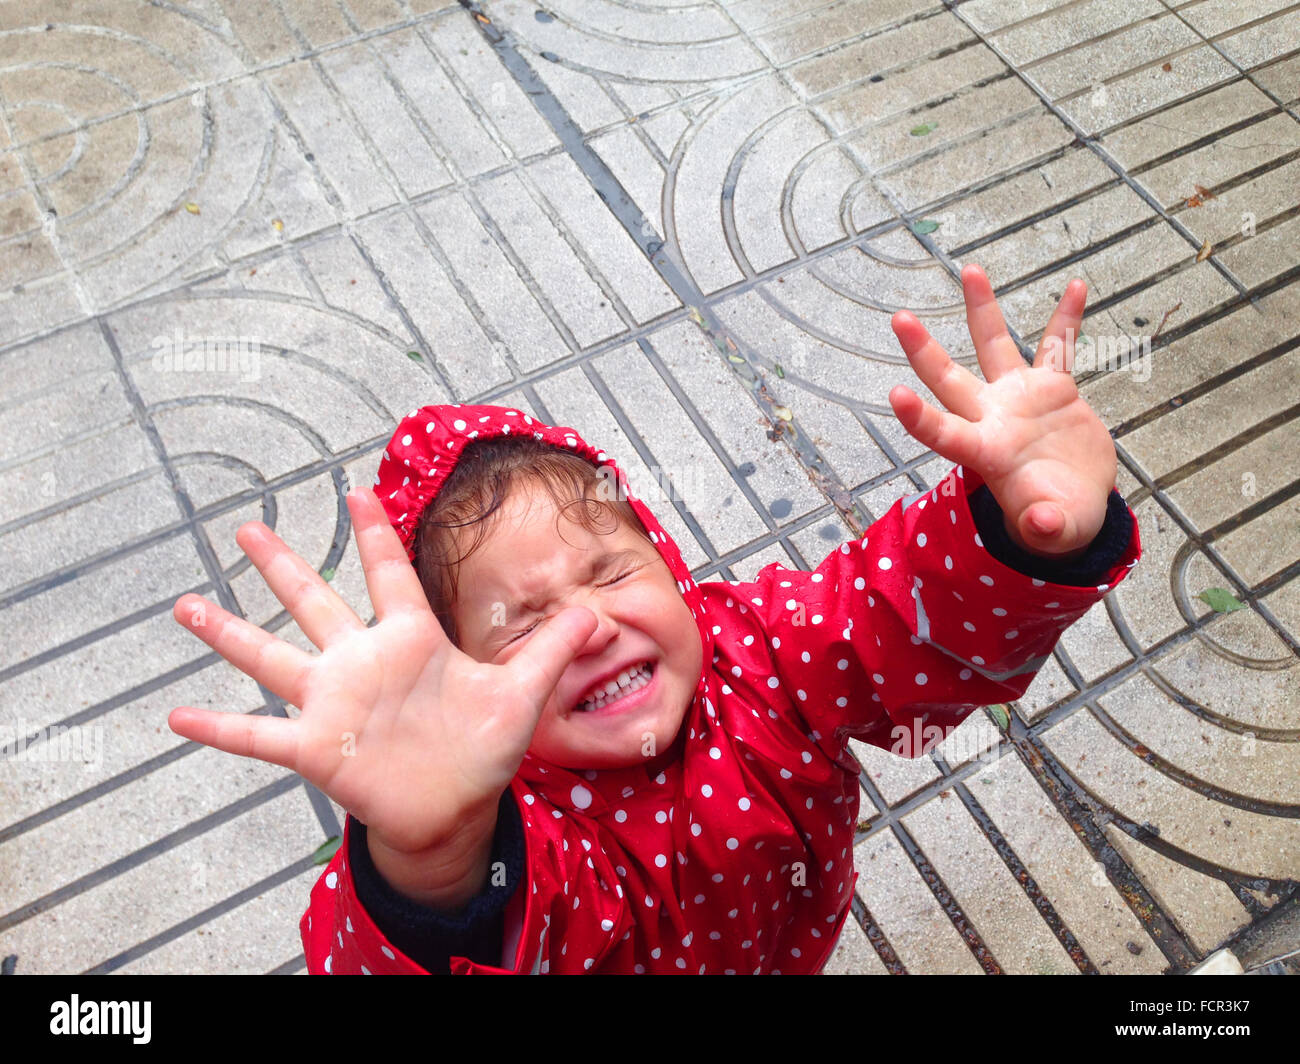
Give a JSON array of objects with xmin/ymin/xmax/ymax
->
[{"xmin": 366, "ymin": 802, "xmax": 500, "ymax": 911}]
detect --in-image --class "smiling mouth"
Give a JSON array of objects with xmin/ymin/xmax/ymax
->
[{"xmin": 573, "ymin": 661, "xmax": 656, "ymax": 713}]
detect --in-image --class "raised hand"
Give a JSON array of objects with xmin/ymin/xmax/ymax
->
[
  {"xmin": 168, "ymin": 487, "xmax": 598, "ymax": 897},
  {"xmin": 888, "ymin": 264, "xmax": 1117, "ymax": 558}
]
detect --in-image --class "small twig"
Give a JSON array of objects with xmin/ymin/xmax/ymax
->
[{"xmin": 1151, "ymin": 301, "xmax": 1183, "ymax": 342}]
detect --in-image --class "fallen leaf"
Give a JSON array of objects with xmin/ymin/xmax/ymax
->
[
  {"xmin": 311, "ymin": 836, "xmax": 342, "ymax": 865},
  {"xmin": 1196, "ymin": 238, "xmax": 1213, "ymax": 262},
  {"xmin": 773, "ymin": 405, "xmax": 793, "ymax": 422},
  {"xmin": 321, "ymin": 567, "xmax": 336, "ymax": 582},
  {"xmin": 909, "ymin": 121, "xmax": 938, "ymax": 136},
  {"xmin": 1161, "ymin": 61, "xmax": 1172, "ymax": 72},
  {"xmin": 912, "ymin": 219, "xmax": 940, "ymax": 235},
  {"xmin": 272, "ymin": 218, "xmax": 284, "ymax": 232},
  {"xmin": 775, "ymin": 363, "xmax": 785, "ymax": 378},
  {"xmin": 988, "ymin": 704, "xmax": 1010, "ymax": 731},
  {"xmin": 1198, "ymin": 587, "xmax": 1246, "ymax": 613},
  {"xmin": 727, "ymin": 354, "xmax": 744, "ymax": 364},
  {"xmin": 184, "ymin": 202, "xmax": 200, "ymax": 215},
  {"xmin": 407, "ymin": 350, "xmax": 423, "ymax": 362}
]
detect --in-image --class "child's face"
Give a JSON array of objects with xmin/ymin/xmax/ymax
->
[{"xmin": 450, "ymin": 482, "xmax": 703, "ymax": 770}]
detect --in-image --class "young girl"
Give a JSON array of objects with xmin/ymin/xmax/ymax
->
[{"xmin": 168, "ymin": 266, "xmax": 1141, "ymax": 974}]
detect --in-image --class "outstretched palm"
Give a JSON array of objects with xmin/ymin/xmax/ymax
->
[
  {"xmin": 889, "ymin": 265, "xmax": 1117, "ymax": 557},
  {"xmin": 168, "ymin": 487, "xmax": 598, "ymax": 857}
]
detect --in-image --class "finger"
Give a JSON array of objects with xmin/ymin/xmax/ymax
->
[
  {"xmin": 961, "ymin": 264, "xmax": 1029, "ymax": 381},
  {"xmin": 173, "ymin": 593, "xmax": 312, "ymax": 707},
  {"xmin": 236, "ymin": 521, "xmax": 365, "ymax": 651},
  {"xmin": 890, "ymin": 311, "xmax": 984, "ymax": 420},
  {"xmin": 1010, "ymin": 502, "xmax": 1083, "ymax": 556},
  {"xmin": 1033, "ymin": 278, "xmax": 1088, "ymax": 371},
  {"xmin": 168, "ymin": 705, "xmax": 300, "ymax": 770},
  {"xmin": 349, "ymin": 487, "xmax": 436, "ymax": 623},
  {"xmin": 1024, "ymin": 502, "xmax": 1066, "ymax": 538},
  {"xmin": 889, "ymin": 385, "xmax": 983, "ymax": 469},
  {"xmin": 504, "ymin": 606, "xmax": 600, "ymax": 712}
]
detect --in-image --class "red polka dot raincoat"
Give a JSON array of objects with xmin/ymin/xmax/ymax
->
[{"xmin": 300, "ymin": 403, "xmax": 1141, "ymax": 973}]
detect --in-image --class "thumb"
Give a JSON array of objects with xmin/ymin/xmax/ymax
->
[
  {"xmin": 504, "ymin": 606, "xmax": 600, "ymax": 708},
  {"xmin": 1015, "ymin": 502, "xmax": 1083, "ymax": 556}
]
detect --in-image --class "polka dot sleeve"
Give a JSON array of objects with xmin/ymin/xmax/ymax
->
[
  {"xmin": 300, "ymin": 815, "xmax": 441, "ymax": 974},
  {"xmin": 742, "ymin": 464, "xmax": 1141, "ymax": 760}
]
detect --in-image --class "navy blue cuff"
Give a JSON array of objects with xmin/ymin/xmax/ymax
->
[
  {"xmin": 348, "ymin": 788, "xmax": 526, "ymax": 973},
  {"xmin": 968, "ymin": 484, "xmax": 1133, "ymax": 587}
]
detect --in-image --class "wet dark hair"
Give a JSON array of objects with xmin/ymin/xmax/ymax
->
[{"xmin": 413, "ymin": 435, "xmax": 652, "ymax": 648}]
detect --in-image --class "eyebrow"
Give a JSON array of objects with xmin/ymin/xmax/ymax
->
[{"xmin": 482, "ymin": 549, "xmax": 646, "ymax": 646}]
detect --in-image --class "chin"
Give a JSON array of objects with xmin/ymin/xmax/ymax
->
[{"xmin": 535, "ymin": 701, "xmax": 689, "ymax": 771}]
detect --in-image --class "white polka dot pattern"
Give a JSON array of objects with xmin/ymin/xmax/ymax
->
[{"xmin": 298, "ymin": 406, "xmax": 1142, "ymax": 974}]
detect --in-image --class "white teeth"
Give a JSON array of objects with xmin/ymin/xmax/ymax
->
[{"xmin": 577, "ymin": 662, "xmax": 652, "ymax": 711}]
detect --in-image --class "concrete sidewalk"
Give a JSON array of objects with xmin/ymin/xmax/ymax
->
[{"xmin": 0, "ymin": 0, "xmax": 1296, "ymax": 974}]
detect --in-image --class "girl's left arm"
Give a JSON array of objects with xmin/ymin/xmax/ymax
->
[{"xmin": 735, "ymin": 460, "xmax": 1140, "ymax": 760}]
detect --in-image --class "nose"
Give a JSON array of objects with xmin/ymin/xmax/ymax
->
[{"xmin": 571, "ymin": 594, "xmax": 621, "ymax": 658}]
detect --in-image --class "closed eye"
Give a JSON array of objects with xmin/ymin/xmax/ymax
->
[
  {"xmin": 503, "ymin": 568, "xmax": 641, "ymax": 645},
  {"xmin": 506, "ymin": 621, "xmax": 540, "ymax": 644}
]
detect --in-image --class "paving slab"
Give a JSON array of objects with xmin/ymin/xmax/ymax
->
[{"xmin": 0, "ymin": 0, "xmax": 1295, "ymax": 975}]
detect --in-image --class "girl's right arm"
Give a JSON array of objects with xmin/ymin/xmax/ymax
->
[{"xmin": 169, "ymin": 486, "xmax": 598, "ymax": 970}]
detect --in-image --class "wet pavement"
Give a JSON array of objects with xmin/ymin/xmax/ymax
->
[{"xmin": 0, "ymin": 0, "xmax": 1297, "ymax": 974}]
